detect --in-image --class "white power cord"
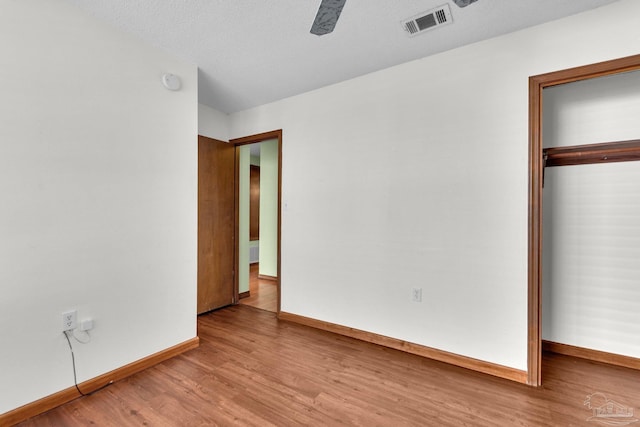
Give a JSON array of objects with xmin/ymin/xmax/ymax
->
[{"xmin": 72, "ymin": 328, "xmax": 91, "ymax": 344}]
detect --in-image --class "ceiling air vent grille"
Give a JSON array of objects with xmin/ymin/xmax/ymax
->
[{"xmin": 402, "ymin": 4, "xmax": 453, "ymax": 37}]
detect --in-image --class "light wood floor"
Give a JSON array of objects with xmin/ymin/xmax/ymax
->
[
  {"xmin": 239, "ymin": 263, "xmax": 277, "ymax": 312},
  {"xmin": 18, "ymin": 305, "xmax": 640, "ymax": 426}
]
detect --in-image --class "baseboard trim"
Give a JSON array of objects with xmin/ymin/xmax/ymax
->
[
  {"xmin": 1, "ymin": 337, "xmax": 199, "ymax": 426},
  {"xmin": 542, "ymin": 340, "xmax": 640, "ymax": 370},
  {"xmin": 278, "ymin": 312, "xmax": 527, "ymax": 384},
  {"xmin": 258, "ymin": 274, "xmax": 277, "ymax": 282},
  {"xmin": 239, "ymin": 291, "xmax": 251, "ymax": 299}
]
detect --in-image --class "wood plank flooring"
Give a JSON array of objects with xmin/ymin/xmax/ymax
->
[
  {"xmin": 239, "ymin": 263, "xmax": 277, "ymax": 312},
  {"xmin": 17, "ymin": 305, "xmax": 640, "ymax": 426}
]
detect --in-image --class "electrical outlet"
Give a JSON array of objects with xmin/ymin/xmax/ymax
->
[
  {"xmin": 62, "ymin": 310, "xmax": 77, "ymax": 331},
  {"xmin": 411, "ymin": 287, "xmax": 422, "ymax": 302}
]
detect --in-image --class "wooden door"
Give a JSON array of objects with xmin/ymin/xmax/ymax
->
[
  {"xmin": 249, "ymin": 165, "xmax": 260, "ymax": 241},
  {"xmin": 198, "ymin": 136, "xmax": 235, "ymax": 314}
]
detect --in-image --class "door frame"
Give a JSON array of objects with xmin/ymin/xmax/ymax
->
[
  {"xmin": 527, "ymin": 54, "xmax": 640, "ymax": 386},
  {"xmin": 230, "ymin": 130, "xmax": 283, "ymax": 313}
]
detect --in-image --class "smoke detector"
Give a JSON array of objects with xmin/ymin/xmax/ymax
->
[
  {"xmin": 452, "ymin": 0, "xmax": 479, "ymax": 7},
  {"xmin": 402, "ymin": 4, "xmax": 453, "ymax": 37}
]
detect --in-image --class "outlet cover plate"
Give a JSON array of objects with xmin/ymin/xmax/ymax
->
[{"xmin": 62, "ymin": 310, "xmax": 77, "ymax": 331}]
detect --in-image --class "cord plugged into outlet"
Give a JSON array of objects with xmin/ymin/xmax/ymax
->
[
  {"xmin": 61, "ymin": 310, "xmax": 94, "ymax": 342},
  {"xmin": 61, "ymin": 309, "xmax": 110, "ymax": 396},
  {"xmin": 64, "ymin": 329, "xmax": 112, "ymax": 396},
  {"xmin": 79, "ymin": 319, "xmax": 94, "ymax": 332}
]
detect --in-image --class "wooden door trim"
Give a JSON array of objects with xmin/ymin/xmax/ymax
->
[
  {"xmin": 233, "ymin": 148, "xmax": 241, "ymax": 305},
  {"xmin": 528, "ymin": 54, "xmax": 640, "ymax": 386},
  {"xmin": 232, "ymin": 130, "xmax": 282, "ymax": 146},
  {"xmin": 249, "ymin": 164, "xmax": 260, "ymax": 241},
  {"xmin": 230, "ymin": 130, "xmax": 282, "ymax": 314}
]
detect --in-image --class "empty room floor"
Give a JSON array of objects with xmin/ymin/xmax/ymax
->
[
  {"xmin": 16, "ymin": 305, "xmax": 640, "ymax": 426},
  {"xmin": 239, "ymin": 263, "xmax": 277, "ymax": 313}
]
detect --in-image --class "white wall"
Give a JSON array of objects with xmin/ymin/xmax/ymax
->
[
  {"xmin": 198, "ymin": 103, "xmax": 229, "ymax": 142},
  {"xmin": 229, "ymin": 0, "xmax": 640, "ymax": 371},
  {"xmin": 258, "ymin": 139, "xmax": 279, "ymax": 278},
  {"xmin": 542, "ymin": 70, "xmax": 640, "ymax": 357},
  {"xmin": 542, "ymin": 70, "xmax": 640, "ymax": 148},
  {"xmin": 0, "ymin": 0, "xmax": 197, "ymax": 414},
  {"xmin": 238, "ymin": 145, "xmax": 251, "ymax": 294}
]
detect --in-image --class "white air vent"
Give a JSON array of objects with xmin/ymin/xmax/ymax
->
[
  {"xmin": 249, "ymin": 245, "xmax": 259, "ymax": 264},
  {"xmin": 402, "ymin": 4, "xmax": 453, "ymax": 37}
]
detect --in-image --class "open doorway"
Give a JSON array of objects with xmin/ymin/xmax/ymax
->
[
  {"xmin": 528, "ymin": 54, "xmax": 640, "ymax": 386},
  {"xmin": 237, "ymin": 141, "xmax": 278, "ymax": 312},
  {"xmin": 231, "ymin": 131, "xmax": 282, "ymax": 314}
]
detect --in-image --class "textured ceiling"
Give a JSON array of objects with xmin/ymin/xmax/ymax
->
[{"xmin": 65, "ymin": 0, "xmax": 619, "ymax": 113}]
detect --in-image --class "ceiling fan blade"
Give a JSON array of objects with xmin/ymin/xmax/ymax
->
[{"xmin": 310, "ymin": 0, "xmax": 347, "ymax": 36}]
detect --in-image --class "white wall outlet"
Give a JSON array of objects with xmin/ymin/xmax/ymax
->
[
  {"xmin": 62, "ymin": 310, "xmax": 77, "ymax": 331},
  {"xmin": 411, "ymin": 287, "xmax": 422, "ymax": 302}
]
